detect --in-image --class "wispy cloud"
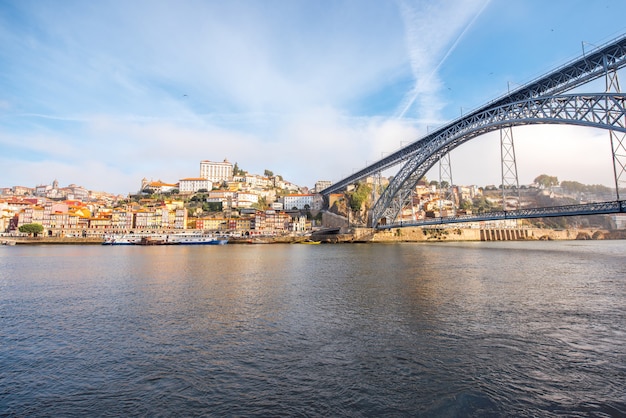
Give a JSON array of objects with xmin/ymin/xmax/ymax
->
[{"xmin": 395, "ymin": 0, "xmax": 490, "ymax": 121}]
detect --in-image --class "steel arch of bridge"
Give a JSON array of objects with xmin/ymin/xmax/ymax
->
[{"xmin": 371, "ymin": 93, "xmax": 626, "ymax": 227}]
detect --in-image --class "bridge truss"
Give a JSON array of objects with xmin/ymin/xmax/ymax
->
[
  {"xmin": 379, "ymin": 201, "xmax": 626, "ymax": 229},
  {"xmin": 320, "ymin": 33, "xmax": 626, "ymax": 228},
  {"xmin": 373, "ymin": 93, "xmax": 626, "ymax": 227}
]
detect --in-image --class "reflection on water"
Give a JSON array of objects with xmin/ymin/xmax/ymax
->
[{"xmin": 1, "ymin": 241, "xmax": 625, "ymax": 416}]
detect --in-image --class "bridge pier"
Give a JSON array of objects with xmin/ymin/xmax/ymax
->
[{"xmin": 480, "ymin": 228, "xmax": 530, "ymax": 241}]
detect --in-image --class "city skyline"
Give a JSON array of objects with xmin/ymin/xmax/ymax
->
[{"xmin": 2, "ymin": 1, "xmax": 626, "ymax": 194}]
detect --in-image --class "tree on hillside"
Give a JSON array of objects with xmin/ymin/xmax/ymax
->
[
  {"xmin": 348, "ymin": 183, "xmax": 372, "ymax": 212},
  {"xmin": 264, "ymin": 169, "xmax": 274, "ymax": 177},
  {"xmin": 470, "ymin": 196, "xmax": 498, "ymax": 214},
  {"xmin": 203, "ymin": 202, "xmax": 222, "ymax": 212},
  {"xmin": 19, "ymin": 223, "xmax": 44, "ymax": 237},
  {"xmin": 534, "ymin": 174, "xmax": 559, "ymax": 188},
  {"xmin": 253, "ymin": 196, "xmax": 269, "ymax": 210},
  {"xmin": 560, "ymin": 181, "xmax": 612, "ymax": 195},
  {"xmin": 233, "ymin": 162, "xmax": 246, "ymax": 176}
]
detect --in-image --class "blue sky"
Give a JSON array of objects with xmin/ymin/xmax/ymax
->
[{"xmin": 2, "ymin": 0, "xmax": 626, "ymax": 194}]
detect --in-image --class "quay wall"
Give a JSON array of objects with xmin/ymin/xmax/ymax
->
[{"xmin": 363, "ymin": 227, "xmax": 618, "ymax": 242}]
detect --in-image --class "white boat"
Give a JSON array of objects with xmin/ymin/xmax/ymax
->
[
  {"xmin": 167, "ymin": 232, "xmax": 228, "ymax": 245},
  {"xmin": 103, "ymin": 232, "xmax": 227, "ymax": 246},
  {"xmin": 102, "ymin": 233, "xmax": 143, "ymax": 245}
]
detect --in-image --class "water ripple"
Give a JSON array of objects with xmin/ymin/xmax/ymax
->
[{"xmin": 1, "ymin": 241, "xmax": 625, "ymax": 416}]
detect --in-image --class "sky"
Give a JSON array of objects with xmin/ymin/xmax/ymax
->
[{"xmin": 2, "ymin": 0, "xmax": 626, "ymax": 195}]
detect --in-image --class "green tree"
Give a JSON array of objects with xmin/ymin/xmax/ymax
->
[
  {"xmin": 19, "ymin": 223, "xmax": 44, "ymax": 237},
  {"xmin": 459, "ymin": 199, "xmax": 473, "ymax": 211},
  {"xmin": 348, "ymin": 183, "xmax": 372, "ymax": 211},
  {"xmin": 471, "ymin": 196, "xmax": 497, "ymax": 213},
  {"xmin": 233, "ymin": 162, "xmax": 246, "ymax": 176},
  {"xmin": 203, "ymin": 202, "xmax": 222, "ymax": 212},
  {"xmin": 264, "ymin": 169, "xmax": 274, "ymax": 177},
  {"xmin": 534, "ymin": 174, "xmax": 559, "ymax": 188}
]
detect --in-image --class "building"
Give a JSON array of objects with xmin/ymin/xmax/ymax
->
[
  {"xmin": 314, "ymin": 180, "xmax": 332, "ymax": 193},
  {"xmin": 200, "ymin": 159, "xmax": 233, "ymax": 183},
  {"xmin": 282, "ymin": 194, "xmax": 322, "ymax": 210},
  {"xmin": 207, "ymin": 190, "xmax": 259, "ymax": 209},
  {"xmin": 233, "ymin": 192, "xmax": 259, "ymax": 208},
  {"xmin": 610, "ymin": 214, "xmax": 626, "ymax": 229},
  {"xmin": 283, "ymin": 194, "xmax": 312, "ymax": 210},
  {"xmin": 110, "ymin": 208, "xmax": 134, "ymax": 231},
  {"xmin": 140, "ymin": 178, "xmax": 178, "ymax": 194},
  {"xmin": 13, "ymin": 186, "xmax": 34, "ymax": 196},
  {"xmin": 179, "ymin": 178, "xmax": 213, "ymax": 194}
]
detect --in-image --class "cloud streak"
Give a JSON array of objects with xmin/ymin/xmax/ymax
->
[{"xmin": 395, "ymin": 0, "xmax": 490, "ymax": 121}]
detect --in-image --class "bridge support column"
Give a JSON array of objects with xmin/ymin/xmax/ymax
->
[
  {"xmin": 438, "ymin": 153, "xmax": 456, "ymax": 215},
  {"xmin": 500, "ymin": 125, "xmax": 521, "ymax": 210},
  {"xmin": 605, "ymin": 67, "xmax": 626, "ymax": 200}
]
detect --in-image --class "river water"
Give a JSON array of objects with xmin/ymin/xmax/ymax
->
[{"xmin": 1, "ymin": 241, "xmax": 625, "ymax": 417}]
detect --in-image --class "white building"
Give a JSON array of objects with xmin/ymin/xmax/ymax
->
[
  {"xmin": 200, "ymin": 159, "xmax": 233, "ymax": 183},
  {"xmin": 234, "ymin": 192, "xmax": 259, "ymax": 208},
  {"xmin": 179, "ymin": 178, "xmax": 213, "ymax": 194},
  {"xmin": 282, "ymin": 194, "xmax": 322, "ymax": 210},
  {"xmin": 207, "ymin": 190, "xmax": 259, "ymax": 209}
]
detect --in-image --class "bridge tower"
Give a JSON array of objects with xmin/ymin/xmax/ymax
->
[
  {"xmin": 369, "ymin": 171, "xmax": 384, "ymax": 224},
  {"xmin": 500, "ymin": 126, "xmax": 521, "ymax": 210},
  {"xmin": 438, "ymin": 153, "xmax": 456, "ymax": 215},
  {"xmin": 605, "ymin": 62, "xmax": 626, "ymax": 200}
]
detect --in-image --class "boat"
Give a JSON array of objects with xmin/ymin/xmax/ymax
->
[
  {"xmin": 103, "ymin": 232, "xmax": 227, "ymax": 246},
  {"xmin": 138, "ymin": 236, "xmax": 167, "ymax": 245},
  {"xmin": 300, "ymin": 240, "xmax": 321, "ymax": 244},
  {"xmin": 311, "ymin": 227, "xmax": 341, "ymax": 236},
  {"xmin": 167, "ymin": 232, "xmax": 228, "ymax": 245},
  {"xmin": 102, "ymin": 233, "xmax": 143, "ymax": 245}
]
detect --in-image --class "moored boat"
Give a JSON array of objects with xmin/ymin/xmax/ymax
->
[
  {"xmin": 103, "ymin": 232, "xmax": 228, "ymax": 245},
  {"xmin": 168, "ymin": 232, "xmax": 228, "ymax": 245},
  {"xmin": 102, "ymin": 233, "xmax": 143, "ymax": 245}
]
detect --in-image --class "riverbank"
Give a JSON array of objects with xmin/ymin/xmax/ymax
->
[{"xmin": 3, "ymin": 227, "xmax": 625, "ymax": 245}]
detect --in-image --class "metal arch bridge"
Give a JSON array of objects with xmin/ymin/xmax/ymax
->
[{"xmin": 320, "ymin": 33, "xmax": 626, "ymax": 228}]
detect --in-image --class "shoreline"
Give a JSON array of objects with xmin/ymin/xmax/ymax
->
[{"xmin": 2, "ymin": 227, "xmax": 625, "ymax": 245}]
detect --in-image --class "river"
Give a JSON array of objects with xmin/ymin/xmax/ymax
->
[{"xmin": 1, "ymin": 241, "xmax": 624, "ymax": 416}]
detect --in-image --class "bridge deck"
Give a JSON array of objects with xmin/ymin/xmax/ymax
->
[{"xmin": 378, "ymin": 201, "xmax": 626, "ymax": 229}]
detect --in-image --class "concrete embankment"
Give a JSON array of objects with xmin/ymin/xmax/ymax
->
[{"xmin": 362, "ymin": 227, "xmax": 623, "ymax": 242}]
